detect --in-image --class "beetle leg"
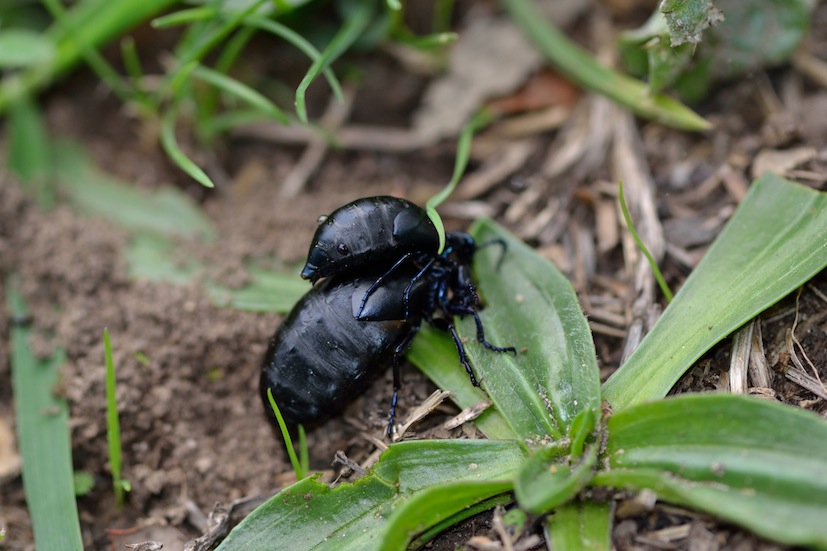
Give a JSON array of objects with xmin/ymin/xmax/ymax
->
[
  {"xmin": 478, "ymin": 237, "xmax": 508, "ymax": 271},
  {"xmin": 387, "ymin": 324, "xmax": 420, "ymax": 437},
  {"xmin": 402, "ymin": 257, "xmax": 436, "ymax": 319},
  {"xmin": 356, "ymin": 251, "xmax": 414, "ymax": 320},
  {"xmin": 427, "ymin": 316, "xmax": 479, "ymax": 387},
  {"xmin": 444, "ymin": 303, "xmax": 517, "ymax": 355}
]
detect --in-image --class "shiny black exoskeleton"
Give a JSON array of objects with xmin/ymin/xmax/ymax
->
[
  {"xmin": 261, "ymin": 265, "xmax": 429, "ymax": 428},
  {"xmin": 261, "ymin": 196, "xmax": 515, "ymax": 435},
  {"xmin": 301, "ymin": 196, "xmax": 439, "ymax": 284}
]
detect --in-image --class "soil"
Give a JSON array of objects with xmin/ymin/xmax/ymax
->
[{"xmin": 2, "ymin": 2, "xmax": 827, "ymax": 550}]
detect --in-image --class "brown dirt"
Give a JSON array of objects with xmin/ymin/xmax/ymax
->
[{"xmin": 2, "ymin": 3, "xmax": 827, "ymax": 551}]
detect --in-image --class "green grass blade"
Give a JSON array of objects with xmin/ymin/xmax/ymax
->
[
  {"xmin": 294, "ymin": 0, "xmax": 375, "ymax": 122},
  {"xmin": 8, "ymin": 278, "xmax": 83, "ymax": 550},
  {"xmin": 596, "ymin": 394, "xmax": 827, "ymax": 549},
  {"xmin": 454, "ymin": 219, "xmax": 601, "ymax": 440},
  {"xmin": 501, "ymin": 0, "xmax": 710, "ymax": 131},
  {"xmin": 603, "ymin": 173, "xmax": 827, "ymax": 409},
  {"xmin": 161, "ymin": 106, "xmax": 216, "ymax": 189},
  {"xmin": 546, "ymin": 501, "xmax": 612, "ymax": 551},
  {"xmin": 425, "ymin": 111, "xmax": 492, "ymax": 252},
  {"xmin": 0, "ymin": 0, "xmax": 179, "ymax": 113},
  {"xmin": 190, "ymin": 63, "xmax": 289, "ymax": 124},
  {"xmin": 244, "ymin": 15, "xmax": 343, "ymax": 103},
  {"xmin": 103, "ymin": 329, "xmax": 128, "ymax": 507},
  {"xmin": 266, "ymin": 389, "xmax": 307, "ymax": 480},
  {"xmin": 618, "ymin": 181, "xmax": 672, "ymax": 301}
]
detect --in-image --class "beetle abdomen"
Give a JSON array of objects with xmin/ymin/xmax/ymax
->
[{"xmin": 261, "ymin": 272, "xmax": 409, "ymax": 427}]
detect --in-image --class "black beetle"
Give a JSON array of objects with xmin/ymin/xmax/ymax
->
[
  {"xmin": 262, "ymin": 196, "xmax": 515, "ymax": 435},
  {"xmin": 301, "ymin": 196, "xmax": 439, "ymax": 284},
  {"xmin": 261, "ymin": 264, "xmax": 429, "ymax": 429}
]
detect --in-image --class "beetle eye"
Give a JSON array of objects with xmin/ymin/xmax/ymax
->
[{"xmin": 337, "ymin": 243, "xmax": 350, "ymax": 255}]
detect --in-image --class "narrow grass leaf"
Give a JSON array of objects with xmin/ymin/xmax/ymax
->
[
  {"xmin": 103, "ymin": 329, "xmax": 127, "ymax": 507},
  {"xmin": 596, "ymin": 394, "xmax": 827, "ymax": 549},
  {"xmin": 378, "ymin": 481, "xmax": 513, "ymax": 551},
  {"xmin": 603, "ymin": 173, "xmax": 827, "ymax": 409},
  {"xmin": 190, "ymin": 63, "xmax": 289, "ymax": 124},
  {"xmin": 453, "ymin": 219, "xmax": 601, "ymax": 440},
  {"xmin": 546, "ymin": 501, "xmax": 612, "ymax": 551},
  {"xmin": 161, "ymin": 107, "xmax": 216, "ymax": 188},
  {"xmin": 294, "ymin": 0, "xmax": 374, "ymax": 122},
  {"xmin": 408, "ymin": 494, "xmax": 513, "ymax": 550},
  {"xmin": 217, "ymin": 440, "xmax": 525, "ymax": 550},
  {"xmin": 502, "ymin": 0, "xmax": 710, "ymax": 131},
  {"xmin": 245, "ymin": 16, "xmax": 343, "ymax": 102},
  {"xmin": 8, "ymin": 279, "xmax": 83, "ymax": 550}
]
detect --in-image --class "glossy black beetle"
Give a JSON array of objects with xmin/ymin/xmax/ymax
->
[
  {"xmin": 262, "ymin": 196, "xmax": 515, "ymax": 435},
  {"xmin": 301, "ymin": 196, "xmax": 439, "ymax": 284},
  {"xmin": 261, "ymin": 264, "xmax": 430, "ymax": 428}
]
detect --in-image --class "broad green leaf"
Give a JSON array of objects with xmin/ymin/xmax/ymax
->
[
  {"xmin": 514, "ymin": 443, "xmax": 597, "ymax": 514},
  {"xmin": 408, "ymin": 494, "xmax": 513, "ymax": 550},
  {"xmin": 502, "ymin": 0, "xmax": 710, "ymax": 131},
  {"xmin": 604, "ymin": 173, "xmax": 827, "ymax": 409},
  {"xmin": 449, "ymin": 219, "xmax": 600, "ymax": 440},
  {"xmin": 596, "ymin": 394, "xmax": 827, "ymax": 549},
  {"xmin": 50, "ymin": 141, "xmax": 216, "ymax": 238},
  {"xmin": 217, "ymin": 440, "xmax": 525, "ymax": 550},
  {"xmin": 407, "ymin": 326, "xmax": 516, "ymax": 440},
  {"xmin": 0, "ymin": 29, "xmax": 55, "ymax": 68},
  {"xmin": 8, "ymin": 279, "xmax": 83, "ymax": 550},
  {"xmin": 546, "ymin": 501, "xmax": 612, "ymax": 551},
  {"xmin": 378, "ymin": 481, "xmax": 513, "ymax": 551},
  {"xmin": 206, "ymin": 266, "xmax": 310, "ymax": 313}
]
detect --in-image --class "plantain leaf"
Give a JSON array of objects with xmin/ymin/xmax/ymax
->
[
  {"xmin": 206, "ymin": 266, "xmax": 310, "ymax": 313},
  {"xmin": 514, "ymin": 443, "xmax": 598, "ymax": 514},
  {"xmin": 595, "ymin": 394, "xmax": 827, "ymax": 549},
  {"xmin": 441, "ymin": 219, "xmax": 601, "ymax": 440},
  {"xmin": 217, "ymin": 440, "xmax": 525, "ymax": 550},
  {"xmin": 378, "ymin": 481, "xmax": 513, "ymax": 551},
  {"xmin": 603, "ymin": 173, "xmax": 827, "ymax": 410},
  {"xmin": 408, "ymin": 325, "xmax": 514, "ymax": 440},
  {"xmin": 546, "ymin": 501, "xmax": 612, "ymax": 551}
]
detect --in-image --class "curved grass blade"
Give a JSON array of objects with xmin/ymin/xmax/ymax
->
[
  {"xmin": 190, "ymin": 63, "xmax": 289, "ymax": 124},
  {"xmin": 603, "ymin": 173, "xmax": 827, "ymax": 409},
  {"xmin": 453, "ymin": 219, "xmax": 601, "ymax": 440},
  {"xmin": 502, "ymin": 0, "xmax": 710, "ymax": 131},
  {"xmin": 161, "ymin": 106, "xmax": 216, "ymax": 188},
  {"xmin": 595, "ymin": 393, "xmax": 827, "ymax": 549},
  {"xmin": 294, "ymin": 0, "xmax": 375, "ymax": 122},
  {"xmin": 8, "ymin": 279, "xmax": 83, "ymax": 550},
  {"xmin": 216, "ymin": 440, "xmax": 525, "ymax": 550}
]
